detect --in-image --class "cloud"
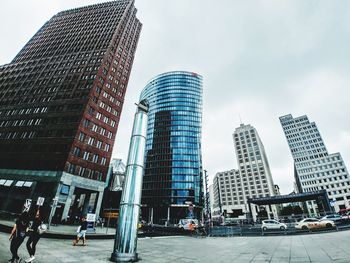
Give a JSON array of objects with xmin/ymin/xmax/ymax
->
[{"xmin": 1, "ymin": 0, "xmax": 350, "ymax": 196}]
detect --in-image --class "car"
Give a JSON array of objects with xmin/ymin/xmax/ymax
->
[
  {"xmin": 261, "ymin": 220, "xmax": 287, "ymax": 231},
  {"xmin": 321, "ymin": 214, "xmax": 342, "ymax": 222},
  {"xmin": 295, "ymin": 218, "xmax": 335, "ymax": 230},
  {"xmin": 178, "ymin": 219, "xmax": 199, "ymax": 230},
  {"xmin": 339, "ymin": 211, "xmax": 350, "ymax": 221}
]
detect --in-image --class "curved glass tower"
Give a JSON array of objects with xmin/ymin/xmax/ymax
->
[{"xmin": 140, "ymin": 71, "xmax": 203, "ymax": 223}]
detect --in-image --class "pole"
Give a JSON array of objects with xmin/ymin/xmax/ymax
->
[{"xmin": 111, "ymin": 100, "xmax": 149, "ymax": 262}]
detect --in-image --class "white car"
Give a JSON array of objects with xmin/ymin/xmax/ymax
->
[
  {"xmin": 261, "ymin": 220, "xmax": 287, "ymax": 231},
  {"xmin": 321, "ymin": 214, "xmax": 342, "ymax": 222},
  {"xmin": 295, "ymin": 218, "xmax": 335, "ymax": 230}
]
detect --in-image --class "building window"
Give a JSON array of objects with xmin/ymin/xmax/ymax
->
[
  {"xmin": 73, "ymin": 147, "xmax": 81, "ymax": 157},
  {"xmin": 92, "ymin": 154, "xmax": 99, "ymax": 163}
]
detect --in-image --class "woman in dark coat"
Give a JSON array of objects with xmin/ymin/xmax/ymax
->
[{"xmin": 9, "ymin": 212, "xmax": 30, "ymax": 263}]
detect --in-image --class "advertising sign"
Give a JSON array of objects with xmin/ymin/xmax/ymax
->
[{"xmin": 86, "ymin": 213, "xmax": 96, "ymax": 233}]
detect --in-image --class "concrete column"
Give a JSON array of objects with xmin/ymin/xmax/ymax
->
[
  {"xmin": 61, "ymin": 185, "xmax": 75, "ymax": 221},
  {"xmin": 94, "ymin": 190, "xmax": 104, "ymax": 220},
  {"xmin": 266, "ymin": 205, "xmax": 271, "ymax": 219},
  {"xmin": 82, "ymin": 192, "xmax": 91, "ymax": 215}
]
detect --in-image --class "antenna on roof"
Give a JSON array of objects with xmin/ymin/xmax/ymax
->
[{"xmin": 239, "ymin": 114, "xmax": 243, "ymax": 125}]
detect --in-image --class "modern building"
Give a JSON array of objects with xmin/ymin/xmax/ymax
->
[
  {"xmin": 101, "ymin": 158, "xmax": 126, "ymax": 221},
  {"xmin": 280, "ymin": 114, "xmax": 350, "ymax": 213},
  {"xmin": 0, "ymin": 0, "xmax": 142, "ymax": 221},
  {"xmin": 106, "ymin": 158, "xmax": 126, "ymax": 192},
  {"xmin": 139, "ymin": 71, "xmax": 203, "ymax": 224},
  {"xmin": 212, "ymin": 169, "xmax": 245, "ymax": 220},
  {"xmin": 233, "ymin": 124, "xmax": 278, "ymax": 220}
]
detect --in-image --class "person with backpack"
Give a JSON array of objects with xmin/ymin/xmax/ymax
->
[
  {"xmin": 8, "ymin": 212, "xmax": 30, "ymax": 263},
  {"xmin": 25, "ymin": 210, "xmax": 45, "ymax": 262}
]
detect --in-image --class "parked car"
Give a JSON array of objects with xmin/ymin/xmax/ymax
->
[
  {"xmin": 321, "ymin": 214, "xmax": 342, "ymax": 222},
  {"xmin": 340, "ymin": 211, "xmax": 350, "ymax": 221},
  {"xmin": 295, "ymin": 218, "xmax": 335, "ymax": 230},
  {"xmin": 261, "ymin": 220, "xmax": 287, "ymax": 231},
  {"xmin": 178, "ymin": 219, "xmax": 199, "ymax": 230}
]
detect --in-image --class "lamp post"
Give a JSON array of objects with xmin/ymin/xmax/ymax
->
[{"xmin": 111, "ymin": 100, "xmax": 148, "ymax": 262}]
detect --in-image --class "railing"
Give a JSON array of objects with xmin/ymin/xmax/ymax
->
[{"xmin": 208, "ymin": 221, "xmax": 350, "ymax": 237}]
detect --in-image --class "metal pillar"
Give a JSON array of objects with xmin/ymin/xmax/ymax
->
[
  {"xmin": 150, "ymin": 207, "xmax": 153, "ymax": 224},
  {"xmin": 204, "ymin": 170, "xmax": 211, "ymax": 224},
  {"xmin": 111, "ymin": 100, "xmax": 148, "ymax": 262},
  {"xmin": 167, "ymin": 206, "xmax": 170, "ymax": 225}
]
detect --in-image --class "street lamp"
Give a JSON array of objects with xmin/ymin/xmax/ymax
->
[{"xmin": 111, "ymin": 100, "xmax": 148, "ymax": 262}]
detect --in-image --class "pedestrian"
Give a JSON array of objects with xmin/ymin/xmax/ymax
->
[
  {"xmin": 73, "ymin": 216, "xmax": 88, "ymax": 246},
  {"xmin": 25, "ymin": 210, "xmax": 44, "ymax": 262},
  {"xmin": 9, "ymin": 211, "xmax": 30, "ymax": 263}
]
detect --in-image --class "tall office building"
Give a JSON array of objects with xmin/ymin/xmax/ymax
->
[
  {"xmin": 280, "ymin": 114, "xmax": 350, "ymax": 213},
  {"xmin": 140, "ymin": 71, "xmax": 203, "ymax": 224},
  {"xmin": 0, "ymin": 1, "xmax": 142, "ymax": 220},
  {"xmin": 232, "ymin": 124, "xmax": 278, "ymax": 219}
]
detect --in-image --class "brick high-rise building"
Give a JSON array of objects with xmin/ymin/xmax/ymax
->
[{"xmin": 0, "ymin": 0, "xmax": 141, "ymax": 220}]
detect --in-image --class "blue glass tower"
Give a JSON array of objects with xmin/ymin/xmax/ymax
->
[{"xmin": 140, "ymin": 71, "xmax": 203, "ymax": 223}]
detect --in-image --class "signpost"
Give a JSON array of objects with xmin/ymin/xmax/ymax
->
[{"xmin": 37, "ymin": 197, "xmax": 45, "ymax": 206}]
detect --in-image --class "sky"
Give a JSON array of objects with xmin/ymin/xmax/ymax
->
[{"xmin": 1, "ymin": 0, "xmax": 350, "ymax": 194}]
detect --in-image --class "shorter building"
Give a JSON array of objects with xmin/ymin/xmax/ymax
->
[
  {"xmin": 212, "ymin": 169, "xmax": 246, "ymax": 220},
  {"xmin": 101, "ymin": 158, "xmax": 126, "ymax": 220}
]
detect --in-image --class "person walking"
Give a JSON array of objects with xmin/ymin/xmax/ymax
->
[
  {"xmin": 9, "ymin": 212, "xmax": 30, "ymax": 263},
  {"xmin": 25, "ymin": 210, "xmax": 43, "ymax": 262},
  {"xmin": 73, "ymin": 216, "xmax": 88, "ymax": 246}
]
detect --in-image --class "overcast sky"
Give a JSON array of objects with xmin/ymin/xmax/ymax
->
[{"xmin": 1, "ymin": 0, "xmax": 350, "ymax": 194}]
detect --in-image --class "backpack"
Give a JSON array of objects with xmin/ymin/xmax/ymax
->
[{"xmin": 37, "ymin": 224, "xmax": 47, "ymax": 235}]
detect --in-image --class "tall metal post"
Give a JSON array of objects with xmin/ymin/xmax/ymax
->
[
  {"xmin": 111, "ymin": 100, "xmax": 148, "ymax": 262},
  {"xmin": 204, "ymin": 170, "xmax": 211, "ymax": 224}
]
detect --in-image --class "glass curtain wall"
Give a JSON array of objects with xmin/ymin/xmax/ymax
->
[{"xmin": 140, "ymin": 71, "xmax": 203, "ymax": 223}]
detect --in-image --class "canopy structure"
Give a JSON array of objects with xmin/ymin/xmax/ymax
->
[{"xmin": 247, "ymin": 190, "xmax": 333, "ymax": 218}]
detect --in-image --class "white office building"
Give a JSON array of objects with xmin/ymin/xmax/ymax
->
[
  {"xmin": 280, "ymin": 114, "xmax": 350, "ymax": 213},
  {"xmin": 211, "ymin": 124, "xmax": 278, "ymax": 221},
  {"xmin": 233, "ymin": 124, "xmax": 278, "ymax": 220}
]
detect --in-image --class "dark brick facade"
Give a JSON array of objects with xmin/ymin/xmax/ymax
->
[{"xmin": 0, "ymin": 0, "xmax": 142, "ymax": 182}]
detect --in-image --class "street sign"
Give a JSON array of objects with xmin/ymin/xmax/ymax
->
[
  {"xmin": 37, "ymin": 197, "xmax": 45, "ymax": 206},
  {"xmin": 23, "ymin": 199, "xmax": 32, "ymax": 212},
  {"xmin": 103, "ymin": 212, "xmax": 119, "ymax": 218}
]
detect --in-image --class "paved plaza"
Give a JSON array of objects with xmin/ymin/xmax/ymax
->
[{"xmin": 1, "ymin": 230, "xmax": 350, "ymax": 263}]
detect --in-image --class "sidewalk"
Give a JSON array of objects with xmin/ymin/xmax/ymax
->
[
  {"xmin": 1, "ymin": 230, "xmax": 350, "ymax": 262},
  {"xmin": 0, "ymin": 219, "xmax": 116, "ymax": 239}
]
